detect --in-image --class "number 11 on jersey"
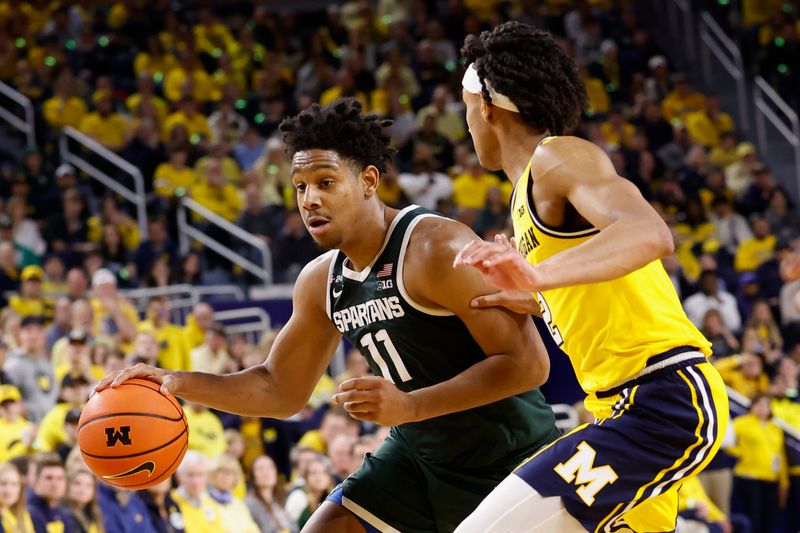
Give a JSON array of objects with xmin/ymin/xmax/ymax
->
[{"xmin": 360, "ymin": 329, "xmax": 412, "ymax": 383}]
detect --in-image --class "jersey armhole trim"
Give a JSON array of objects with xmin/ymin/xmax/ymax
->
[
  {"xmin": 341, "ymin": 496, "xmax": 401, "ymax": 533},
  {"xmin": 325, "ymin": 250, "xmax": 339, "ymax": 320},
  {"xmin": 526, "ymin": 167, "xmax": 599, "ymax": 239},
  {"xmin": 397, "ymin": 214, "xmax": 456, "ymax": 317}
]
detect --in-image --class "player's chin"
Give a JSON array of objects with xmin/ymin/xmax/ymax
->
[{"xmin": 308, "ymin": 229, "xmax": 342, "ymax": 250}]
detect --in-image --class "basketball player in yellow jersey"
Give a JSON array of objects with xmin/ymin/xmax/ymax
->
[{"xmin": 453, "ymin": 22, "xmax": 730, "ymax": 533}]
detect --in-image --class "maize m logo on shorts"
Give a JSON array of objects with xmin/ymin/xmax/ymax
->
[
  {"xmin": 105, "ymin": 426, "xmax": 132, "ymax": 447},
  {"xmin": 554, "ymin": 441, "xmax": 618, "ymax": 506}
]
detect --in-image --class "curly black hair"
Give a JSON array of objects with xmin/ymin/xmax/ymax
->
[
  {"xmin": 461, "ymin": 21, "xmax": 587, "ymax": 135},
  {"xmin": 279, "ymin": 98, "xmax": 395, "ymax": 173}
]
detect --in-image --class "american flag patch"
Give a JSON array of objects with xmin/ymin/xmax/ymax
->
[{"xmin": 376, "ymin": 263, "xmax": 394, "ymax": 278}]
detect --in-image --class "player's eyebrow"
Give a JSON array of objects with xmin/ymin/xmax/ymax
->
[{"xmin": 291, "ymin": 162, "xmax": 339, "ymax": 177}]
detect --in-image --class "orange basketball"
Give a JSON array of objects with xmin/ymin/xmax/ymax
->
[{"xmin": 78, "ymin": 378, "xmax": 189, "ymax": 490}]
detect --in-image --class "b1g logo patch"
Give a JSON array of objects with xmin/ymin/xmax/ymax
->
[{"xmin": 377, "ymin": 279, "xmax": 393, "ymax": 291}]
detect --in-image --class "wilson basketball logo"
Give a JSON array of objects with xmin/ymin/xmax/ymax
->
[{"xmin": 104, "ymin": 426, "xmax": 132, "ymax": 447}]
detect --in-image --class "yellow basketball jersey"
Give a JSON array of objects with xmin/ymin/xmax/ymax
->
[{"xmin": 511, "ymin": 154, "xmax": 711, "ymax": 396}]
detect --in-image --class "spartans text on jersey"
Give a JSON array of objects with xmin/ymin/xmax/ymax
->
[{"xmin": 332, "ymin": 296, "xmax": 405, "ymax": 333}]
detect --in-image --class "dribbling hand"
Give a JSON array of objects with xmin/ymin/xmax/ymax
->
[
  {"xmin": 331, "ymin": 376, "xmax": 416, "ymax": 426},
  {"xmin": 453, "ymin": 234, "xmax": 543, "ymax": 292},
  {"xmin": 95, "ymin": 363, "xmax": 179, "ymax": 396}
]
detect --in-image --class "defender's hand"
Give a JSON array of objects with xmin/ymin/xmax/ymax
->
[
  {"xmin": 471, "ymin": 289, "xmax": 540, "ymax": 316},
  {"xmin": 454, "ymin": 238, "xmax": 543, "ymax": 292},
  {"xmin": 95, "ymin": 363, "xmax": 179, "ymax": 396},
  {"xmin": 332, "ymin": 376, "xmax": 416, "ymax": 426}
]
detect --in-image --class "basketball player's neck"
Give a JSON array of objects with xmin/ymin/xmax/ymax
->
[
  {"xmin": 343, "ymin": 203, "xmax": 394, "ymax": 272},
  {"xmin": 496, "ymin": 122, "xmax": 548, "ymax": 186}
]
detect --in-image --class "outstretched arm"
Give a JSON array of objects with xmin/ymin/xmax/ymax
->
[
  {"xmin": 333, "ymin": 218, "xmax": 550, "ymax": 425},
  {"xmin": 96, "ymin": 255, "xmax": 342, "ymax": 418},
  {"xmin": 455, "ymin": 138, "xmax": 673, "ymax": 292}
]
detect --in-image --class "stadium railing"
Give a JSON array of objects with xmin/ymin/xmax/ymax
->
[
  {"xmin": 754, "ymin": 76, "xmax": 800, "ymax": 189},
  {"xmin": 121, "ymin": 283, "xmax": 246, "ymax": 324},
  {"xmin": 213, "ymin": 306, "xmax": 271, "ymax": 345},
  {"xmin": 699, "ymin": 12, "xmax": 750, "ymax": 132},
  {"xmin": 177, "ymin": 196, "xmax": 273, "ymax": 285},
  {"xmin": 59, "ymin": 126, "xmax": 149, "ymax": 240},
  {"xmin": 0, "ymin": 81, "xmax": 35, "ymax": 148}
]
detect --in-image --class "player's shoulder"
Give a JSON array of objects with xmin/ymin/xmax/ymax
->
[
  {"xmin": 407, "ymin": 214, "xmax": 477, "ymax": 265},
  {"xmin": 294, "ymin": 250, "xmax": 338, "ymax": 303},
  {"xmin": 532, "ymin": 135, "xmax": 616, "ymax": 184}
]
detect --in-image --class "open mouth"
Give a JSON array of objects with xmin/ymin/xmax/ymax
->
[{"xmin": 307, "ymin": 216, "xmax": 331, "ymax": 234}]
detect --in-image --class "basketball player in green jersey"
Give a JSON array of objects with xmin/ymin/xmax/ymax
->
[{"xmin": 97, "ymin": 98, "xmax": 559, "ymax": 533}]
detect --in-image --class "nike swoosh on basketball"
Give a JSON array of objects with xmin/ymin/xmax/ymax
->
[
  {"xmin": 332, "ymin": 287, "xmax": 343, "ymax": 298},
  {"xmin": 103, "ymin": 461, "xmax": 155, "ymax": 480}
]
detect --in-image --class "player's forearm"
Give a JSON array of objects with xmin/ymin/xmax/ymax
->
[
  {"xmin": 171, "ymin": 365, "xmax": 300, "ymax": 418},
  {"xmin": 533, "ymin": 219, "xmax": 673, "ymax": 291},
  {"xmin": 406, "ymin": 353, "xmax": 546, "ymax": 422}
]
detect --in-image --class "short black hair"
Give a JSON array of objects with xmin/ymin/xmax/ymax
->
[
  {"xmin": 461, "ymin": 21, "xmax": 587, "ymax": 135},
  {"xmin": 279, "ymin": 98, "xmax": 395, "ymax": 173}
]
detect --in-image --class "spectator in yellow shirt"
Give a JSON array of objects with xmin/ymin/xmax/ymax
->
[
  {"xmin": 0, "ymin": 461, "xmax": 35, "ymax": 533},
  {"xmin": 140, "ymin": 297, "xmax": 191, "ymax": 371},
  {"xmin": 685, "ymin": 94, "xmax": 734, "ymax": 148},
  {"xmin": 163, "ymin": 98, "xmax": 213, "ymax": 144},
  {"xmin": 726, "ymin": 394, "xmax": 789, "ymax": 532},
  {"xmin": 172, "ymin": 451, "xmax": 225, "ymax": 532},
  {"xmin": 194, "ymin": 143, "xmax": 242, "ymax": 187},
  {"xmin": 319, "ymin": 69, "xmax": 369, "ymax": 108},
  {"xmin": 164, "ymin": 50, "xmax": 219, "ymax": 103},
  {"xmin": 452, "ymin": 155, "xmax": 501, "ymax": 210},
  {"xmin": 297, "ymin": 409, "xmax": 360, "ymax": 455},
  {"xmin": 154, "ymin": 144, "xmax": 197, "ymax": 199},
  {"xmin": 134, "ymin": 36, "xmax": 176, "ymax": 78},
  {"xmin": 194, "ymin": 7, "xmax": 235, "ymax": 56},
  {"xmin": 714, "ymin": 352, "xmax": 770, "ymax": 400},
  {"xmin": 190, "ymin": 159, "xmax": 243, "ymax": 223},
  {"xmin": 709, "ymin": 132, "xmax": 740, "ymax": 169},
  {"xmin": 126, "ymin": 72, "xmax": 169, "ymax": 127},
  {"xmin": 9, "ymin": 265, "xmax": 55, "ymax": 323},
  {"xmin": 43, "ymin": 70, "xmax": 87, "ymax": 131},
  {"xmin": 186, "ymin": 404, "xmax": 227, "ymax": 458},
  {"xmin": 190, "ymin": 324, "xmax": 235, "ymax": 375},
  {"xmin": 78, "ymin": 91, "xmax": 130, "ymax": 151},
  {"xmin": 735, "ymin": 215, "xmax": 776, "ymax": 272},
  {"xmin": 661, "ymin": 74, "xmax": 706, "ymax": 122},
  {"xmin": 183, "ymin": 302, "xmax": 215, "ymax": 350},
  {"xmin": 579, "ymin": 65, "xmax": 610, "ymax": 116},
  {"xmin": 0, "ymin": 385, "xmax": 35, "ymax": 461},
  {"xmin": 53, "ymin": 329, "xmax": 104, "ymax": 385},
  {"xmin": 600, "ymin": 108, "xmax": 636, "ymax": 149},
  {"xmin": 35, "ymin": 373, "xmax": 90, "ymax": 453},
  {"xmin": 89, "ymin": 269, "xmax": 139, "ymax": 349},
  {"xmin": 414, "ymin": 86, "xmax": 466, "ymax": 143}
]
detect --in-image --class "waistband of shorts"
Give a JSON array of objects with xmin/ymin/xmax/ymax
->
[{"xmin": 594, "ymin": 346, "xmax": 707, "ymax": 399}]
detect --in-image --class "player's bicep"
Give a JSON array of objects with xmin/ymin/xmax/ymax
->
[
  {"xmin": 262, "ymin": 260, "xmax": 342, "ymax": 413},
  {"xmin": 416, "ymin": 222, "xmax": 547, "ymax": 365}
]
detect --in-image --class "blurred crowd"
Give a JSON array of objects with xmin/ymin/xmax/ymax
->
[
  {"xmin": 0, "ymin": 0, "xmax": 798, "ymax": 532},
  {"xmin": 702, "ymin": 0, "xmax": 800, "ymax": 111}
]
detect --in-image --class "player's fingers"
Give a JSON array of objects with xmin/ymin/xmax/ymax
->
[
  {"xmin": 95, "ymin": 371, "xmax": 121, "ymax": 392},
  {"xmin": 349, "ymin": 411, "xmax": 378, "ymax": 423},
  {"xmin": 337, "ymin": 376, "xmax": 384, "ymax": 392},
  {"xmin": 470, "ymin": 291, "xmax": 508, "ymax": 308},
  {"xmin": 453, "ymin": 240, "xmax": 487, "ymax": 267},
  {"xmin": 331, "ymin": 389, "xmax": 377, "ymax": 404},
  {"xmin": 110, "ymin": 363, "xmax": 157, "ymax": 388},
  {"xmin": 483, "ymin": 249, "xmax": 520, "ymax": 268},
  {"xmin": 342, "ymin": 401, "xmax": 378, "ymax": 413},
  {"xmin": 160, "ymin": 375, "xmax": 178, "ymax": 396},
  {"xmin": 460, "ymin": 243, "xmax": 505, "ymax": 266},
  {"xmin": 494, "ymin": 233, "xmax": 511, "ymax": 248}
]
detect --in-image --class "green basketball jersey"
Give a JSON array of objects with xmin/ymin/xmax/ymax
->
[{"xmin": 326, "ymin": 205, "xmax": 558, "ymax": 469}]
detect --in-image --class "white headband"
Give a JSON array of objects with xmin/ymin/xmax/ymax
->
[{"xmin": 462, "ymin": 63, "xmax": 520, "ymax": 113}]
